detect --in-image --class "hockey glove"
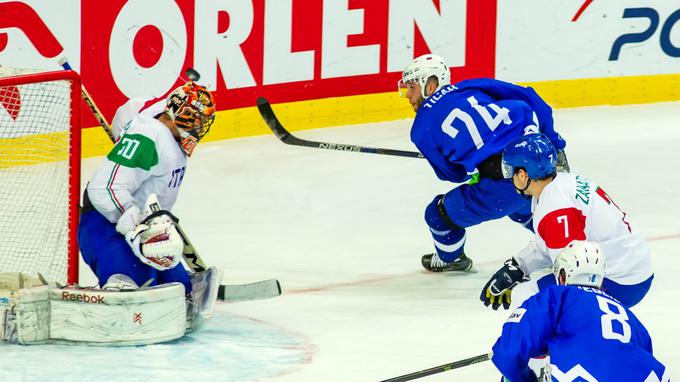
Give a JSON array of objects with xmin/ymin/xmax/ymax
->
[
  {"xmin": 556, "ymin": 149, "xmax": 570, "ymax": 173},
  {"xmin": 125, "ymin": 212, "xmax": 184, "ymax": 271},
  {"xmin": 480, "ymin": 258, "xmax": 526, "ymax": 310},
  {"xmin": 115, "ymin": 205, "xmax": 145, "ymax": 235}
]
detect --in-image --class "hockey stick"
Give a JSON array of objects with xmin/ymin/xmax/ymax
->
[
  {"xmin": 58, "ymin": 58, "xmax": 117, "ymax": 143},
  {"xmin": 256, "ymin": 97, "xmax": 425, "ymax": 159},
  {"xmin": 174, "ymin": 221, "xmax": 282, "ymax": 302},
  {"xmin": 144, "ymin": 196, "xmax": 282, "ymax": 302},
  {"xmin": 58, "ymin": 60, "xmax": 202, "ymax": 145},
  {"xmin": 218, "ymin": 279, "xmax": 282, "ymax": 302},
  {"xmin": 379, "ymin": 352, "xmax": 492, "ymax": 382}
]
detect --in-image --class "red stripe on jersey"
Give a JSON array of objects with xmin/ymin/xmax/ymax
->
[
  {"xmin": 596, "ymin": 187, "xmax": 611, "ymax": 204},
  {"xmin": 537, "ymin": 208, "xmax": 587, "ymax": 249}
]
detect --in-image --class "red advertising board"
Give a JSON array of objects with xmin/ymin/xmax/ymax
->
[{"xmin": 1, "ymin": 0, "xmax": 496, "ymax": 128}]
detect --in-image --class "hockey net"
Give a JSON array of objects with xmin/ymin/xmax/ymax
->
[{"xmin": 0, "ymin": 67, "xmax": 81, "ymax": 284}]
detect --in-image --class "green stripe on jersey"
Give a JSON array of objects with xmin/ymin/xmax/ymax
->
[{"xmin": 107, "ymin": 134, "xmax": 159, "ymax": 170}]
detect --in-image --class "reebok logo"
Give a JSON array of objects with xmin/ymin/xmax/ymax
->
[{"xmin": 61, "ymin": 291, "xmax": 105, "ymax": 304}]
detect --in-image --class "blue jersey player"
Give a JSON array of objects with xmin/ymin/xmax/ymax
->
[
  {"xmin": 492, "ymin": 241, "xmax": 668, "ymax": 382},
  {"xmin": 398, "ymin": 54, "xmax": 568, "ymax": 272}
]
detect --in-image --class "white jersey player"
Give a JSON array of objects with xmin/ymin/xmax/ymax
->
[
  {"xmin": 480, "ymin": 134, "xmax": 653, "ymax": 310},
  {"xmin": 78, "ymin": 79, "xmax": 216, "ymax": 295}
]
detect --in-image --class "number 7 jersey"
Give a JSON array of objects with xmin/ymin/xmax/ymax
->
[{"xmin": 516, "ymin": 173, "xmax": 652, "ymax": 285}]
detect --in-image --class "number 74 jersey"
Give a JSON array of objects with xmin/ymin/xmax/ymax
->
[
  {"xmin": 410, "ymin": 78, "xmax": 566, "ymax": 183},
  {"xmin": 516, "ymin": 173, "xmax": 652, "ymax": 285}
]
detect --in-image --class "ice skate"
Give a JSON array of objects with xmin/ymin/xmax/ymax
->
[{"xmin": 421, "ymin": 253, "xmax": 473, "ymax": 272}]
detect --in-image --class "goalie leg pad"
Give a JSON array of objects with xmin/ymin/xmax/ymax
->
[
  {"xmin": 12, "ymin": 283, "xmax": 187, "ymax": 346},
  {"xmin": 0, "ymin": 272, "xmax": 46, "ymax": 290},
  {"xmin": 157, "ymin": 263, "xmax": 192, "ymax": 295},
  {"xmin": 187, "ymin": 267, "xmax": 222, "ymax": 330}
]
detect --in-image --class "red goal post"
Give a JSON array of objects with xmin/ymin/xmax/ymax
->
[{"xmin": 0, "ymin": 68, "xmax": 81, "ymax": 284}]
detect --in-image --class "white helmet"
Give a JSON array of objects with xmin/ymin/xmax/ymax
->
[
  {"xmin": 553, "ymin": 241, "xmax": 605, "ymax": 288},
  {"xmin": 399, "ymin": 54, "xmax": 451, "ymax": 98}
]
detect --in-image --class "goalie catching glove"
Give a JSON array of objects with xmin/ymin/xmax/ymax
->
[
  {"xmin": 480, "ymin": 258, "xmax": 526, "ymax": 310},
  {"xmin": 125, "ymin": 211, "xmax": 184, "ymax": 271},
  {"xmin": 116, "ymin": 194, "xmax": 184, "ymax": 271}
]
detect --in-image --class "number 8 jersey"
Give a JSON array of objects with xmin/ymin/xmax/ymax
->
[
  {"xmin": 516, "ymin": 173, "xmax": 652, "ymax": 286},
  {"xmin": 492, "ymin": 285, "xmax": 668, "ymax": 382}
]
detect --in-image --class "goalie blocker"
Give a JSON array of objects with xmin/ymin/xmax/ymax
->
[{"xmin": 0, "ymin": 271, "xmax": 219, "ymax": 346}]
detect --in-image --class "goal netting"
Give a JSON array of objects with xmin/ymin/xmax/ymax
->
[{"xmin": 0, "ymin": 67, "xmax": 81, "ymax": 284}]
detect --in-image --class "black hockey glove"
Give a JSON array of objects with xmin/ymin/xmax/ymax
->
[
  {"xmin": 480, "ymin": 258, "xmax": 526, "ymax": 310},
  {"xmin": 556, "ymin": 149, "xmax": 570, "ymax": 173}
]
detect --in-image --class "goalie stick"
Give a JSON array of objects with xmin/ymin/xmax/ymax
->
[
  {"xmin": 256, "ymin": 97, "xmax": 425, "ymax": 159},
  {"xmin": 144, "ymin": 195, "xmax": 281, "ymax": 302},
  {"xmin": 177, "ymin": 220, "xmax": 281, "ymax": 302},
  {"xmin": 58, "ymin": 58, "xmax": 117, "ymax": 143},
  {"xmin": 379, "ymin": 352, "xmax": 492, "ymax": 382},
  {"xmin": 181, "ymin": 227, "xmax": 281, "ymax": 302},
  {"xmin": 59, "ymin": 61, "xmax": 203, "ymax": 145},
  {"xmin": 217, "ymin": 279, "xmax": 282, "ymax": 302}
]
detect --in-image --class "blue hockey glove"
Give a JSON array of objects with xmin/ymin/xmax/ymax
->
[{"xmin": 480, "ymin": 258, "xmax": 526, "ymax": 310}]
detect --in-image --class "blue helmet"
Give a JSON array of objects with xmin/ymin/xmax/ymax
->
[{"xmin": 502, "ymin": 134, "xmax": 557, "ymax": 179}]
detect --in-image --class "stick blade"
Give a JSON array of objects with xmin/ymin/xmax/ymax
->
[{"xmin": 217, "ymin": 279, "xmax": 282, "ymax": 302}]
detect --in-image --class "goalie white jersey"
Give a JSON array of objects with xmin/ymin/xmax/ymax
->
[
  {"xmin": 87, "ymin": 99, "xmax": 187, "ymax": 223},
  {"xmin": 516, "ymin": 173, "xmax": 652, "ymax": 285},
  {"xmin": 110, "ymin": 97, "xmax": 166, "ymax": 141}
]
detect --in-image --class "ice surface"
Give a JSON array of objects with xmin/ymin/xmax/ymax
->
[{"xmin": 3, "ymin": 101, "xmax": 678, "ymax": 381}]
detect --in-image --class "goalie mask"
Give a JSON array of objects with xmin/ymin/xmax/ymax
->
[{"xmin": 165, "ymin": 82, "xmax": 216, "ymax": 156}]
